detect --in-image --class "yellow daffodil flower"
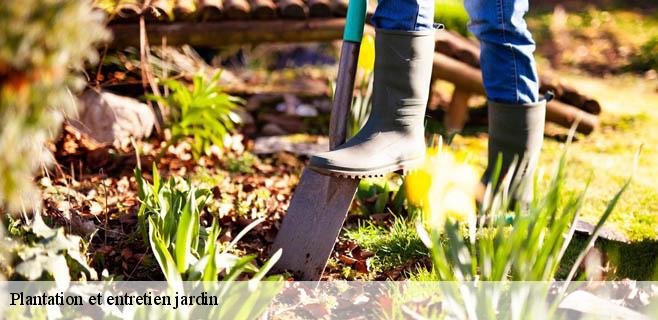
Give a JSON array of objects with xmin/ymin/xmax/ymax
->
[
  {"xmin": 357, "ymin": 34, "xmax": 375, "ymax": 72},
  {"xmin": 405, "ymin": 145, "xmax": 479, "ymax": 229}
]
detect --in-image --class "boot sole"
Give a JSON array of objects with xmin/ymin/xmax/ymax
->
[{"xmin": 308, "ymin": 157, "xmax": 424, "ymax": 179}]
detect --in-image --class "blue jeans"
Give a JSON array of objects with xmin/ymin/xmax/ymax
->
[{"xmin": 372, "ymin": 0, "xmax": 539, "ymax": 104}]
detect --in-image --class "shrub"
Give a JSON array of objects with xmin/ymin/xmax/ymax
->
[
  {"xmin": 6, "ymin": 214, "xmax": 97, "ymax": 284},
  {"xmin": 628, "ymin": 36, "xmax": 658, "ymax": 72},
  {"xmin": 147, "ymin": 72, "xmax": 243, "ymax": 159},
  {"xmin": 347, "ymin": 34, "xmax": 375, "ymax": 139},
  {"xmin": 0, "ymin": 0, "xmax": 109, "ymax": 213},
  {"xmin": 435, "ymin": 0, "xmax": 470, "ymax": 36}
]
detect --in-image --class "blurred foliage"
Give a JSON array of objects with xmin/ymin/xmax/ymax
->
[
  {"xmin": 628, "ymin": 36, "xmax": 658, "ymax": 72},
  {"xmin": 346, "ymin": 34, "xmax": 375, "ymax": 139},
  {"xmin": 0, "ymin": 0, "xmax": 109, "ymax": 213},
  {"xmin": 225, "ymin": 151, "xmax": 257, "ymax": 174},
  {"xmin": 147, "ymin": 73, "xmax": 243, "ymax": 159},
  {"xmin": 0, "ymin": 220, "xmax": 16, "ymax": 280},
  {"xmin": 5, "ymin": 214, "xmax": 97, "ymax": 284},
  {"xmin": 435, "ymin": 0, "xmax": 470, "ymax": 36},
  {"xmin": 406, "ymin": 145, "xmax": 478, "ymax": 227},
  {"xmin": 355, "ymin": 177, "xmax": 405, "ymax": 216}
]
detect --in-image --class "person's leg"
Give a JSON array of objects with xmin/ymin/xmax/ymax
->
[
  {"xmin": 308, "ymin": 1, "xmax": 437, "ymax": 178},
  {"xmin": 465, "ymin": 0, "xmax": 545, "ymax": 203},
  {"xmin": 465, "ymin": 0, "xmax": 539, "ymax": 104},
  {"xmin": 371, "ymin": 0, "xmax": 435, "ymax": 31}
]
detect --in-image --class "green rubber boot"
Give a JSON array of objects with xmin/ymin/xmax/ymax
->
[
  {"xmin": 482, "ymin": 98, "xmax": 547, "ymax": 204},
  {"xmin": 309, "ymin": 29, "xmax": 435, "ymax": 178}
]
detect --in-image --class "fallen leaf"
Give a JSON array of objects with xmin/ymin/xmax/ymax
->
[{"xmin": 338, "ymin": 255, "xmax": 357, "ymax": 266}]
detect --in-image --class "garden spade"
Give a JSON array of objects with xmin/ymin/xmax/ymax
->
[{"xmin": 270, "ymin": 0, "xmax": 368, "ymax": 280}]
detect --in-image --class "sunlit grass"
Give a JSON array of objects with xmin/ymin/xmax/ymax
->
[
  {"xmin": 344, "ymin": 218, "xmax": 427, "ymax": 274},
  {"xmin": 541, "ymin": 73, "xmax": 658, "ymax": 241}
]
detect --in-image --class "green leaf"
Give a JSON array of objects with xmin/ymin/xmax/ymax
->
[
  {"xmin": 152, "ymin": 162, "xmax": 161, "ymax": 196},
  {"xmin": 31, "ymin": 213, "xmax": 56, "ymax": 239},
  {"xmin": 228, "ymin": 218, "xmax": 264, "ymax": 251},
  {"xmin": 174, "ymin": 188, "xmax": 197, "ymax": 274},
  {"xmin": 148, "ymin": 217, "xmax": 183, "ymax": 286},
  {"xmin": 202, "ymin": 220, "xmax": 221, "ymax": 281},
  {"xmin": 249, "ymin": 249, "xmax": 281, "ymax": 283}
]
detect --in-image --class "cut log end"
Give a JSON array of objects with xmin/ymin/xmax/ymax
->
[
  {"xmin": 251, "ymin": 0, "xmax": 277, "ymax": 20},
  {"xmin": 199, "ymin": 0, "xmax": 223, "ymax": 21},
  {"xmin": 330, "ymin": 0, "xmax": 349, "ymax": 16},
  {"xmin": 309, "ymin": 0, "xmax": 332, "ymax": 17},
  {"xmin": 279, "ymin": 0, "xmax": 307, "ymax": 19},
  {"xmin": 546, "ymin": 100, "xmax": 599, "ymax": 135},
  {"xmin": 224, "ymin": 0, "xmax": 251, "ymax": 20}
]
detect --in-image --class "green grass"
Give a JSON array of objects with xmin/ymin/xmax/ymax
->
[
  {"xmin": 344, "ymin": 218, "xmax": 427, "ymax": 273},
  {"xmin": 559, "ymin": 235, "xmax": 658, "ymax": 280},
  {"xmin": 540, "ymin": 74, "xmax": 658, "ymax": 241}
]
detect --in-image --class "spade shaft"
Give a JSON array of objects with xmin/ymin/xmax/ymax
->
[{"xmin": 270, "ymin": 0, "xmax": 367, "ymax": 280}]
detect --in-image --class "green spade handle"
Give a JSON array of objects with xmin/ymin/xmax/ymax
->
[{"xmin": 343, "ymin": 0, "xmax": 368, "ymax": 42}]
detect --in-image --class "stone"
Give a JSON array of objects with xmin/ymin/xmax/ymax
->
[
  {"xmin": 261, "ymin": 123, "xmax": 288, "ymax": 136},
  {"xmin": 71, "ymin": 90, "xmax": 156, "ymax": 147},
  {"xmin": 573, "ymin": 219, "xmax": 629, "ymax": 243},
  {"xmin": 252, "ymin": 134, "xmax": 329, "ymax": 156}
]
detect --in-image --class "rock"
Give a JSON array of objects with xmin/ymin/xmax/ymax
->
[
  {"xmin": 276, "ymin": 94, "xmax": 300, "ymax": 114},
  {"xmin": 259, "ymin": 113, "xmax": 307, "ymax": 133},
  {"xmin": 233, "ymin": 108, "xmax": 256, "ymax": 135},
  {"xmin": 252, "ymin": 134, "xmax": 329, "ymax": 156},
  {"xmin": 233, "ymin": 108, "xmax": 255, "ymax": 126},
  {"xmin": 574, "ymin": 219, "xmax": 629, "ymax": 243},
  {"xmin": 296, "ymin": 104, "xmax": 318, "ymax": 117},
  {"xmin": 275, "ymin": 94, "xmax": 319, "ymax": 117},
  {"xmin": 71, "ymin": 90, "xmax": 156, "ymax": 147},
  {"xmin": 261, "ymin": 123, "xmax": 288, "ymax": 136}
]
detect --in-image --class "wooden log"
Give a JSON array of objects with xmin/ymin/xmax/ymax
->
[
  {"xmin": 199, "ymin": 0, "xmax": 224, "ymax": 21},
  {"xmin": 432, "ymin": 52, "xmax": 485, "ymax": 95},
  {"xmin": 224, "ymin": 0, "xmax": 251, "ymax": 19},
  {"xmin": 438, "ymin": 31, "xmax": 602, "ymax": 115},
  {"xmin": 109, "ymin": 18, "xmax": 350, "ymax": 47},
  {"xmin": 277, "ymin": 0, "xmax": 307, "ymax": 19},
  {"xmin": 558, "ymin": 84, "xmax": 602, "ymax": 115},
  {"xmin": 308, "ymin": 0, "xmax": 332, "ymax": 17},
  {"xmin": 330, "ymin": 0, "xmax": 348, "ymax": 16},
  {"xmin": 540, "ymin": 73, "xmax": 602, "ymax": 115},
  {"xmin": 581, "ymin": 99, "xmax": 602, "ymax": 115},
  {"xmin": 144, "ymin": 0, "xmax": 174, "ymax": 22},
  {"xmin": 174, "ymin": 0, "xmax": 197, "ymax": 21},
  {"xmin": 250, "ymin": 0, "xmax": 277, "ymax": 19},
  {"xmin": 432, "ymin": 52, "xmax": 598, "ymax": 134},
  {"xmin": 545, "ymin": 99, "xmax": 599, "ymax": 135},
  {"xmin": 115, "ymin": 0, "xmax": 142, "ymax": 21},
  {"xmin": 444, "ymin": 89, "xmax": 472, "ymax": 133},
  {"xmin": 538, "ymin": 73, "xmax": 565, "ymax": 97},
  {"xmin": 435, "ymin": 30, "xmax": 480, "ymax": 68}
]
